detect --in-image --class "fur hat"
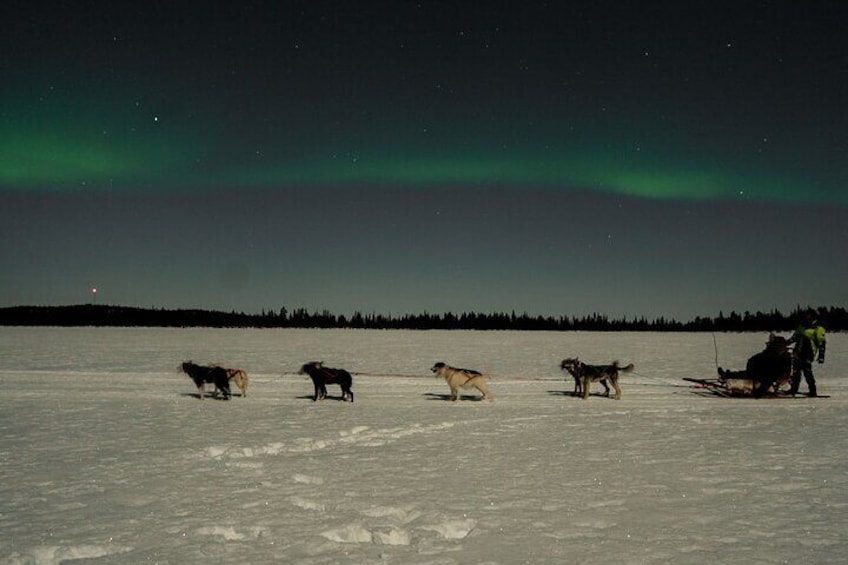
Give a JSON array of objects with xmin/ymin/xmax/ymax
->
[{"xmin": 767, "ymin": 334, "xmax": 788, "ymax": 349}]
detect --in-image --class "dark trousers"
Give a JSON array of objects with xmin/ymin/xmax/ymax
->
[{"xmin": 790, "ymin": 359, "xmax": 817, "ymax": 396}]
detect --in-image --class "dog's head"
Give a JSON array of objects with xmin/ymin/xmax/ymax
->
[
  {"xmin": 431, "ymin": 362, "xmax": 446, "ymax": 375},
  {"xmin": 560, "ymin": 358, "xmax": 581, "ymax": 375},
  {"xmin": 299, "ymin": 361, "xmax": 322, "ymax": 375},
  {"xmin": 180, "ymin": 361, "xmax": 196, "ymax": 374}
]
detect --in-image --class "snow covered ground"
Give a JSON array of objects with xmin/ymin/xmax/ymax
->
[{"xmin": 1, "ymin": 327, "xmax": 846, "ymax": 564}]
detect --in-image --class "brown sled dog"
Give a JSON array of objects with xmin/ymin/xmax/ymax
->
[
  {"xmin": 560, "ymin": 358, "xmax": 634, "ymax": 400},
  {"xmin": 225, "ymin": 368, "xmax": 250, "ymax": 397}
]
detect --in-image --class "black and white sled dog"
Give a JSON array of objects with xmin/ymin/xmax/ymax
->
[
  {"xmin": 431, "ymin": 362, "xmax": 493, "ymax": 401},
  {"xmin": 560, "ymin": 358, "xmax": 634, "ymax": 400},
  {"xmin": 180, "ymin": 361, "xmax": 232, "ymax": 400}
]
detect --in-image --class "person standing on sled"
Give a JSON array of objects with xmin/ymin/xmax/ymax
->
[
  {"xmin": 787, "ymin": 309, "xmax": 826, "ymax": 397},
  {"xmin": 718, "ymin": 334, "xmax": 792, "ymax": 397}
]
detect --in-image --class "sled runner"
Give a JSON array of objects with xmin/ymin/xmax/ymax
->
[
  {"xmin": 683, "ymin": 377, "xmax": 828, "ymax": 398},
  {"xmin": 684, "ymin": 376, "xmax": 754, "ymax": 397}
]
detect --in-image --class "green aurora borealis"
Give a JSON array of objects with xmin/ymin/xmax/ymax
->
[
  {"xmin": 3, "ymin": 51, "xmax": 845, "ymax": 206},
  {"xmin": 2, "ymin": 96, "xmax": 843, "ymax": 205}
]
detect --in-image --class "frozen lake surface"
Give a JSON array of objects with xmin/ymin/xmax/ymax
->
[{"xmin": 1, "ymin": 327, "xmax": 846, "ymax": 564}]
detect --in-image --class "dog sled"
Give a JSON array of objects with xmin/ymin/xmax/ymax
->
[
  {"xmin": 685, "ymin": 332, "xmax": 828, "ymax": 399},
  {"xmin": 684, "ymin": 376, "xmax": 769, "ymax": 398},
  {"xmin": 683, "ymin": 376, "xmax": 827, "ymax": 399}
]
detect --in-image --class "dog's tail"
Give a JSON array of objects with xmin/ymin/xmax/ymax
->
[{"xmin": 614, "ymin": 361, "xmax": 635, "ymax": 373}]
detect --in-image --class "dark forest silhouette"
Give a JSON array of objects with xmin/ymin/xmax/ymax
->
[{"xmin": 0, "ymin": 304, "xmax": 844, "ymax": 332}]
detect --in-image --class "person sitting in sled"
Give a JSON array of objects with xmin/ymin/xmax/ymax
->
[{"xmin": 718, "ymin": 334, "xmax": 792, "ymax": 397}]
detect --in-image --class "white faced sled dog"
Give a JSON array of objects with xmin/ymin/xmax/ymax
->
[
  {"xmin": 560, "ymin": 358, "xmax": 634, "ymax": 400},
  {"xmin": 431, "ymin": 362, "xmax": 494, "ymax": 401}
]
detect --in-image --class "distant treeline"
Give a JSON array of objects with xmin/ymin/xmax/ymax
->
[{"xmin": 0, "ymin": 304, "xmax": 845, "ymax": 332}]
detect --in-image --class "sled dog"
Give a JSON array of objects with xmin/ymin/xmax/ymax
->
[
  {"xmin": 560, "ymin": 358, "xmax": 609, "ymax": 397},
  {"xmin": 299, "ymin": 361, "xmax": 354, "ymax": 402},
  {"xmin": 180, "ymin": 361, "xmax": 232, "ymax": 400},
  {"xmin": 225, "ymin": 368, "xmax": 250, "ymax": 397},
  {"xmin": 431, "ymin": 362, "xmax": 493, "ymax": 401},
  {"xmin": 560, "ymin": 358, "xmax": 633, "ymax": 400}
]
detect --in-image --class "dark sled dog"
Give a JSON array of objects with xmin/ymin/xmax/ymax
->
[
  {"xmin": 560, "ymin": 358, "xmax": 634, "ymax": 400},
  {"xmin": 560, "ymin": 358, "xmax": 610, "ymax": 397},
  {"xmin": 299, "ymin": 361, "xmax": 354, "ymax": 402},
  {"xmin": 431, "ymin": 362, "xmax": 493, "ymax": 401},
  {"xmin": 180, "ymin": 361, "xmax": 232, "ymax": 400}
]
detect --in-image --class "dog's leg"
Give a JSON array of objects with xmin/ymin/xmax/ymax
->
[
  {"xmin": 601, "ymin": 379, "xmax": 611, "ymax": 397},
  {"xmin": 611, "ymin": 377, "xmax": 622, "ymax": 400},
  {"xmin": 582, "ymin": 376, "xmax": 591, "ymax": 399},
  {"xmin": 198, "ymin": 383, "xmax": 205, "ymax": 399},
  {"xmin": 450, "ymin": 386, "xmax": 458, "ymax": 401}
]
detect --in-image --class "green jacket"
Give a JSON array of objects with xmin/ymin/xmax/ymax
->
[{"xmin": 792, "ymin": 320, "xmax": 826, "ymax": 361}]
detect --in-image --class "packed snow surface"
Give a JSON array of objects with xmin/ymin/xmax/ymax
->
[{"xmin": 1, "ymin": 327, "xmax": 846, "ymax": 564}]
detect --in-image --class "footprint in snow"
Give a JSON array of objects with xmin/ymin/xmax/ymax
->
[
  {"xmin": 292, "ymin": 473, "xmax": 324, "ymax": 485},
  {"xmin": 290, "ymin": 496, "xmax": 326, "ymax": 511},
  {"xmin": 320, "ymin": 524, "xmax": 373, "ymax": 544},
  {"xmin": 420, "ymin": 518, "xmax": 477, "ymax": 540}
]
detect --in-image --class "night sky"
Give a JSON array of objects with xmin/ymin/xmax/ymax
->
[{"xmin": 2, "ymin": 1, "xmax": 847, "ymax": 320}]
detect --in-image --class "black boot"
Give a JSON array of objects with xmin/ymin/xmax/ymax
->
[{"xmin": 788, "ymin": 374, "xmax": 800, "ymax": 396}]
